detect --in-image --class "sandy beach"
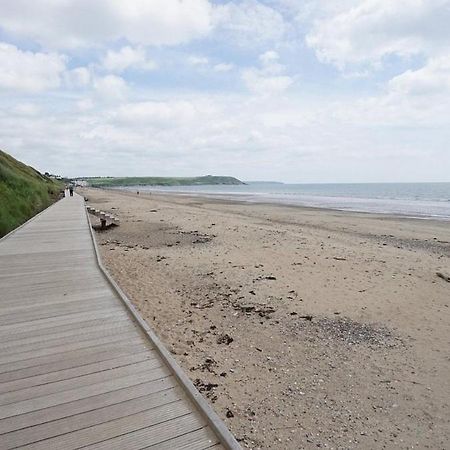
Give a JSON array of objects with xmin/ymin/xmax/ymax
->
[{"xmin": 82, "ymin": 187, "xmax": 450, "ymax": 450}]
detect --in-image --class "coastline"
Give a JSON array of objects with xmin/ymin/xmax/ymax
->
[
  {"xmin": 112, "ymin": 183, "xmax": 450, "ymax": 222},
  {"xmin": 82, "ymin": 187, "xmax": 450, "ymax": 449},
  {"xmin": 106, "ymin": 186, "xmax": 450, "ymax": 222}
]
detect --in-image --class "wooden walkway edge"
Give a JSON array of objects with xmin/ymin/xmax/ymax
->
[{"xmin": 0, "ymin": 195, "xmax": 241, "ymax": 450}]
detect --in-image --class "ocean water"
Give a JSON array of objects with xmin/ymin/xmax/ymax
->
[{"xmin": 119, "ymin": 182, "xmax": 450, "ymax": 220}]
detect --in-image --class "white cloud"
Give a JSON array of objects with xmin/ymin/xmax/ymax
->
[
  {"xmin": 93, "ymin": 75, "xmax": 128, "ymax": 101},
  {"xmin": 0, "ymin": 1, "xmax": 449, "ymax": 183},
  {"xmin": 76, "ymin": 98, "xmax": 95, "ymax": 111},
  {"xmin": 301, "ymin": 0, "xmax": 450, "ymax": 133},
  {"xmin": 388, "ymin": 56, "xmax": 450, "ymax": 96},
  {"xmin": 258, "ymin": 50, "xmax": 286, "ymax": 75},
  {"xmin": 0, "ymin": 0, "xmax": 213, "ymax": 49},
  {"xmin": 0, "ymin": 42, "xmax": 66, "ymax": 92},
  {"xmin": 188, "ymin": 56, "xmax": 236, "ymax": 73},
  {"xmin": 242, "ymin": 50, "xmax": 293, "ymax": 95},
  {"xmin": 65, "ymin": 67, "xmax": 91, "ymax": 88},
  {"xmin": 213, "ymin": 63, "xmax": 234, "ymax": 72},
  {"xmin": 13, "ymin": 103, "xmax": 40, "ymax": 115},
  {"xmin": 187, "ymin": 55, "xmax": 209, "ymax": 66},
  {"xmin": 1, "ymin": 89, "xmax": 449, "ymax": 182},
  {"xmin": 259, "ymin": 50, "xmax": 279, "ymax": 65},
  {"xmin": 306, "ymin": 0, "xmax": 450, "ymax": 70},
  {"xmin": 213, "ymin": 0, "xmax": 287, "ymax": 47},
  {"xmin": 102, "ymin": 46, "xmax": 157, "ymax": 73},
  {"xmin": 242, "ymin": 70, "xmax": 293, "ymax": 95},
  {"xmin": 113, "ymin": 100, "xmax": 197, "ymax": 126}
]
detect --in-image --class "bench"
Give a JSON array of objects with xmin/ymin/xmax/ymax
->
[{"xmin": 86, "ymin": 206, "xmax": 120, "ymax": 229}]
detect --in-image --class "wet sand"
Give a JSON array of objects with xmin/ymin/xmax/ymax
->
[{"xmin": 82, "ymin": 187, "xmax": 450, "ymax": 450}]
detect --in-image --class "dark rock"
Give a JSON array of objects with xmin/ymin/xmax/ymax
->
[
  {"xmin": 239, "ymin": 304, "xmax": 255, "ymax": 312},
  {"xmin": 217, "ymin": 334, "xmax": 234, "ymax": 345},
  {"xmin": 299, "ymin": 315, "xmax": 313, "ymax": 321},
  {"xmin": 436, "ymin": 272, "xmax": 450, "ymax": 282},
  {"xmin": 193, "ymin": 379, "xmax": 218, "ymax": 392},
  {"xmin": 256, "ymin": 306, "xmax": 275, "ymax": 317}
]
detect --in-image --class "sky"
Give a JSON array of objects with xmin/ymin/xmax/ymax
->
[{"xmin": 0, "ymin": 0, "xmax": 449, "ymax": 183}]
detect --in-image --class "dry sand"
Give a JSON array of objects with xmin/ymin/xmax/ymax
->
[{"xmin": 82, "ymin": 187, "xmax": 450, "ymax": 450}]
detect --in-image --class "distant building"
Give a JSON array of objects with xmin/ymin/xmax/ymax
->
[{"xmin": 73, "ymin": 179, "xmax": 88, "ymax": 187}]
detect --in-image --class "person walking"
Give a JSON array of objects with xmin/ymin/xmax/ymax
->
[{"xmin": 69, "ymin": 185, "xmax": 74, "ymax": 196}]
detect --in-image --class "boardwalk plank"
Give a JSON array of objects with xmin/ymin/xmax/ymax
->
[
  {"xmin": 0, "ymin": 195, "xmax": 239, "ymax": 449},
  {"xmin": 142, "ymin": 426, "xmax": 219, "ymax": 449},
  {"xmin": 0, "ymin": 315, "xmax": 131, "ymax": 348},
  {"xmin": 0, "ymin": 293, "xmax": 116, "ymax": 314},
  {"xmin": 0, "ymin": 339, "xmax": 148, "ymax": 380},
  {"xmin": 19, "ymin": 400, "xmax": 193, "ymax": 450},
  {"xmin": 0, "ymin": 366, "xmax": 170, "ymax": 419},
  {"xmin": 1, "ymin": 387, "xmax": 182, "ymax": 449},
  {"xmin": 0, "ymin": 358, "xmax": 162, "ymax": 406},
  {"xmin": 0, "ymin": 298, "xmax": 121, "ymax": 325},
  {"xmin": 81, "ymin": 413, "xmax": 206, "ymax": 450},
  {"xmin": 0, "ymin": 322, "xmax": 135, "ymax": 355},
  {"xmin": 0, "ymin": 351, "xmax": 153, "ymax": 394},
  {"xmin": 0, "ymin": 309, "xmax": 127, "ymax": 336},
  {"xmin": 0, "ymin": 377, "xmax": 177, "ymax": 435},
  {"xmin": 0, "ymin": 330, "xmax": 139, "ymax": 366}
]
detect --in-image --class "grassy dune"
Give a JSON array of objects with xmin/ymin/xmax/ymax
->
[
  {"xmin": 84, "ymin": 175, "xmax": 245, "ymax": 187},
  {"xmin": 0, "ymin": 150, "xmax": 63, "ymax": 237}
]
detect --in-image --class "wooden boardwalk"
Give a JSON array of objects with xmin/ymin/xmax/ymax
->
[{"xmin": 0, "ymin": 195, "xmax": 240, "ymax": 449}]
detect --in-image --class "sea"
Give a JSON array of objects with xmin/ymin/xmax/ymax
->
[{"xmin": 118, "ymin": 182, "xmax": 450, "ymax": 221}]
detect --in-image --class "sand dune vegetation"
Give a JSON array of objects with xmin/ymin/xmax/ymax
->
[{"xmin": 0, "ymin": 150, "xmax": 63, "ymax": 237}]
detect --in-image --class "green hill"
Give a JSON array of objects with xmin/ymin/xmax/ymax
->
[
  {"xmin": 84, "ymin": 175, "xmax": 245, "ymax": 187},
  {"xmin": 0, "ymin": 150, "xmax": 63, "ymax": 237}
]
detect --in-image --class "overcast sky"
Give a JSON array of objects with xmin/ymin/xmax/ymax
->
[{"xmin": 1, "ymin": 0, "xmax": 449, "ymax": 182}]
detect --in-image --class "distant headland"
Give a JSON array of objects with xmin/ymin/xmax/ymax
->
[{"xmin": 81, "ymin": 175, "xmax": 245, "ymax": 187}]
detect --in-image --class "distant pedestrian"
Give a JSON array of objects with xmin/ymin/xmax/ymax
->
[{"xmin": 69, "ymin": 186, "xmax": 74, "ymax": 196}]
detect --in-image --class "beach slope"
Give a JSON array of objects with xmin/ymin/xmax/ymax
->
[{"xmin": 83, "ymin": 188, "xmax": 450, "ymax": 449}]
